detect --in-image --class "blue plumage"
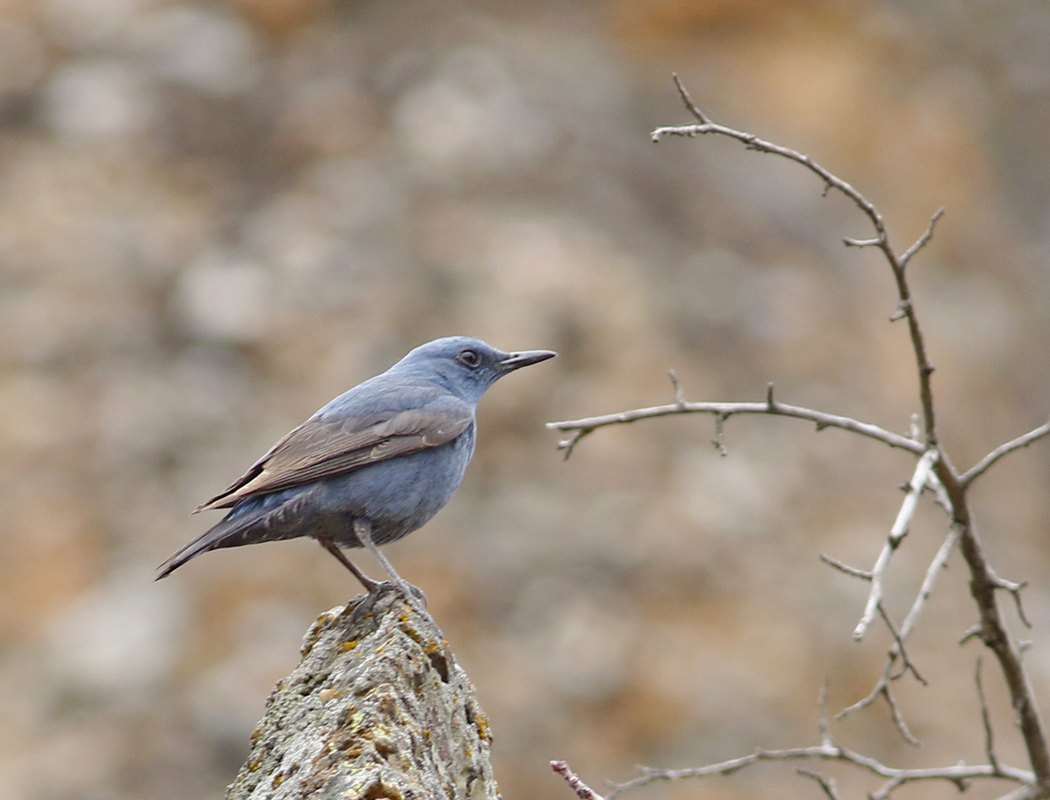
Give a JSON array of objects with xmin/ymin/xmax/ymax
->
[{"xmin": 156, "ymin": 336, "xmax": 554, "ymax": 591}]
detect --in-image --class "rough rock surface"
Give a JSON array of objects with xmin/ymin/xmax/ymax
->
[{"xmin": 226, "ymin": 587, "xmax": 498, "ymax": 800}]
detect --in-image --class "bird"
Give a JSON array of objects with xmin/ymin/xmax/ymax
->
[{"xmin": 155, "ymin": 336, "xmax": 555, "ymax": 594}]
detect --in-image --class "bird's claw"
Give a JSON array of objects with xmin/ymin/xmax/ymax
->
[{"xmin": 366, "ymin": 578, "xmax": 428, "ymax": 608}]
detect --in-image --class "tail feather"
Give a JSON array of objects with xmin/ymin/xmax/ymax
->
[
  {"xmin": 155, "ymin": 507, "xmax": 274, "ymax": 580},
  {"xmin": 156, "ymin": 533, "xmax": 216, "ymax": 580},
  {"xmin": 158, "ymin": 487, "xmax": 327, "ymax": 580}
]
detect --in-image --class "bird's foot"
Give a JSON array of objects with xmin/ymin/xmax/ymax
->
[{"xmin": 376, "ymin": 577, "xmax": 428, "ymax": 608}]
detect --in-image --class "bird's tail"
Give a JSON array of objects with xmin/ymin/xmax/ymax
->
[
  {"xmin": 155, "ymin": 525, "xmax": 230, "ymax": 580},
  {"xmin": 155, "ymin": 509, "xmax": 272, "ymax": 580},
  {"xmin": 157, "ymin": 487, "xmax": 317, "ymax": 579}
]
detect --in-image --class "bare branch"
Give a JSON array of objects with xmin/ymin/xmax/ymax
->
[
  {"xmin": 947, "ymin": 507, "xmax": 1050, "ymax": 783},
  {"xmin": 877, "ymin": 603, "xmax": 926, "ymax": 686},
  {"xmin": 883, "ymin": 685, "xmax": 921, "ymax": 747},
  {"xmin": 977, "ymin": 657, "xmax": 1002, "ymax": 773},
  {"xmin": 819, "ymin": 553, "xmax": 872, "ymax": 580},
  {"xmin": 549, "ymin": 398, "xmax": 924, "ymax": 457},
  {"xmin": 839, "ymin": 528, "xmax": 959, "ymax": 725},
  {"xmin": 925, "ymin": 467, "xmax": 953, "ymax": 513},
  {"xmin": 994, "ymin": 574, "xmax": 1033, "ymax": 629},
  {"xmin": 556, "ymin": 428, "xmax": 590, "ymax": 461},
  {"xmin": 551, "ymin": 761, "xmax": 607, "ymax": 800},
  {"xmin": 607, "ymin": 744, "xmax": 1033, "ymax": 799},
  {"xmin": 854, "ymin": 449, "xmax": 939, "ymax": 640},
  {"xmin": 837, "ymin": 671, "xmax": 883, "ymax": 719},
  {"xmin": 605, "ymin": 677, "xmax": 1033, "ymax": 799},
  {"xmin": 900, "ymin": 207, "xmax": 945, "ymax": 269},
  {"xmin": 671, "ymin": 72, "xmax": 709, "ymax": 124},
  {"xmin": 960, "ymin": 420, "xmax": 1050, "ymax": 488},
  {"xmin": 796, "ymin": 768, "xmax": 841, "ymax": 800},
  {"xmin": 652, "ymin": 88, "xmax": 942, "ymax": 447},
  {"xmin": 589, "ymin": 78, "xmax": 1050, "ymax": 797},
  {"xmin": 898, "ymin": 526, "xmax": 960, "ymax": 639},
  {"xmin": 975, "ymin": 569, "xmax": 1033, "ymax": 629},
  {"xmin": 651, "ymin": 120, "xmax": 886, "ymax": 242}
]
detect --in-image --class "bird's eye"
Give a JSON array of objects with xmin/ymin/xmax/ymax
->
[{"xmin": 458, "ymin": 348, "xmax": 481, "ymax": 368}]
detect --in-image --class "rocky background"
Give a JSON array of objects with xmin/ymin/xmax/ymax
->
[{"xmin": 3, "ymin": 1, "xmax": 1050, "ymax": 798}]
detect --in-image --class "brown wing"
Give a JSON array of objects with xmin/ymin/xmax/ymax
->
[{"xmin": 196, "ymin": 402, "xmax": 473, "ymax": 512}]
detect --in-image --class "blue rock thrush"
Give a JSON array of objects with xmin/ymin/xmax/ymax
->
[{"xmin": 155, "ymin": 336, "xmax": 555, "ymax": 592}]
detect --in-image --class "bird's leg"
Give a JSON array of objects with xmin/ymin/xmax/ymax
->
[
  {"xmin": 317, "ymin": 536, "xmax": 383, "ymax": 594},
  {"xmin": 353, "ymin": 519, "xmax": 427, "ymax": 605}
]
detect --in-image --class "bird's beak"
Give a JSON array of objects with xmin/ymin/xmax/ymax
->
[{"xmin": 499, "ymin": 349, "xmax": 557, "ymax": 371}]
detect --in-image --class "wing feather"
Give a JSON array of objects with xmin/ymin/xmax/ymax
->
[{"xmin": 197, "ymin": 399, "xmax": 472, "ymax": 511}]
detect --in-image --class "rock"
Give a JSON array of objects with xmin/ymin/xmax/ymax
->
[{"xmin": 226, "ymin": 586, "xmax": 498, "ymax": 800}]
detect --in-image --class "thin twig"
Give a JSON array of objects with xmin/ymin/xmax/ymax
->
[
  {"xmin": 671, "ymin": 72, "xmax": 710, "ymax": 124},
  {"xmin": 899, "ymin": 208, "xmax": 945, "ymax": 269},
  {"xmin": 551, "ymin": 761, "xmax": 606, "ymax": 800},
  {"xmin": 898, "ymin": 526, "xmax": 961, "ymax": 640},
  {"xmin": 838, "ymin": 528, "xmax": 960, "ymax": 724},
  {"xmin": 946, "ymin": 505, "xmax": 1050, "ymax": 782},
  {"xmin": 882, "ymin": 685, "xmax": 921, "ymax": 746},
  {"xmin": 556, "ymin": 428, "xmax": 589, "ymax": 460},
  {"xmin": 977, "ymin": 657, "xmax": 1002, "ymax": 773},
  {"xmin": 549, "ymin": 399, "xmax": 924, "ymax": 459},
  {"xmin": 819, "ymin": 554, "xmax": 872, "ymax": 580},
  {"xmin": 926, "ymin": 467, "xmax": 952, "ymax": 513},
  {"xmin": 604, "ymin": 680, "xmax": 1031, "ymax": 799},
  {"xmin": 607, "ymin": 745, "xmax": 1033, "ymax": 799},
  {"xmin": 960, "ymin": 421, "xmax": 1050, "ymax": 488},
  {"xmin": 797, "ymin": 768, "xmax": 841, "ymax": 800},
  {"xmin": 854, "ymin": 449, "xmax": 939, "ymax": 639},
  {"xmin": 877, "ymin": 603, "xmax": 926, "ymax": 686},
  {"xmin": 652, "ymin": 103, "xmax": 942, "ymax": 448},
  {"xmin": 992, "ymin": 572, "xmax": 1033, "ymax": 629}
]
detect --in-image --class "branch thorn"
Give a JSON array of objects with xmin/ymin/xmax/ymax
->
[
  {"xmin": 670, "ymin": 369, "xmax": 686, "ymax": 408},
  {"xmin": 712, "ymin": 413, "xmax": 729, "ymax": 457}
]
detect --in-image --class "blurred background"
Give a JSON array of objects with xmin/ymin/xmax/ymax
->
[{"xmin": 2, "ymin": 0, "xmax": 1050, "ymax": 798}]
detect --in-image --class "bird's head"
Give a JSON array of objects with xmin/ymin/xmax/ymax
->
[{"xmin": 395, "ymin": 336, "xmax": 556, "ymax": 403}]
